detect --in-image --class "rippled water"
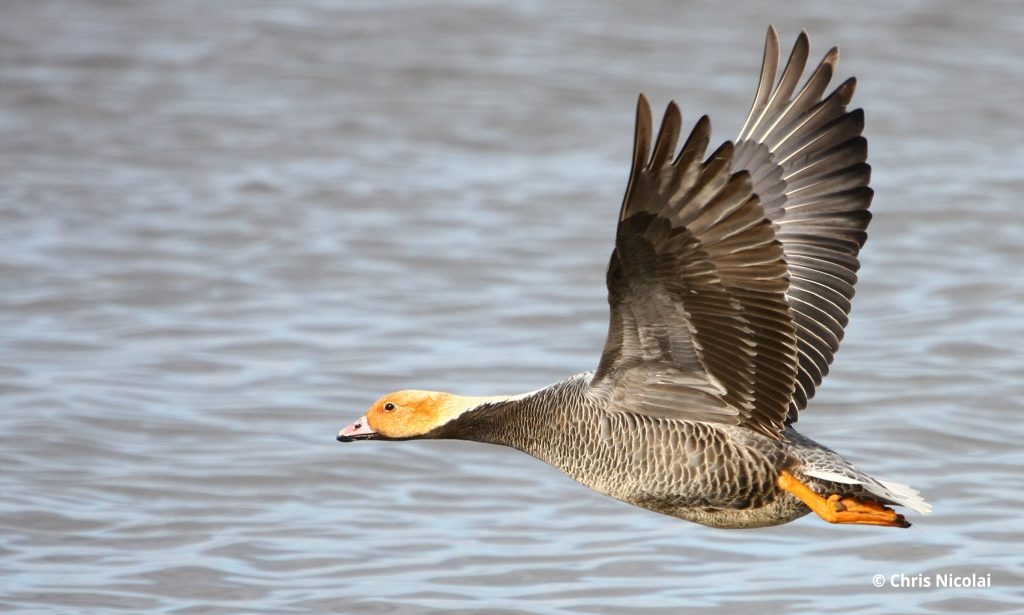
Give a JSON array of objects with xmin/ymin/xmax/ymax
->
[{"xmin": 3, "ymin": 1, "xmax": 1023, "ymax": 613}]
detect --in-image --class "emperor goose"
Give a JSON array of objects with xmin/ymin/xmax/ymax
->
[{"xmin": 338, "ymin": 27, "xmax": 930, "ymax": 529}]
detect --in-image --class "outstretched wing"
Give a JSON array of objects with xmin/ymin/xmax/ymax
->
[
  {"xmin": 734, "ymin": 27, "xmax": 873, "ymax": 421},
  {"xmin": 591, "ymin": 96, "xmax": 798, "ymax": 439}
]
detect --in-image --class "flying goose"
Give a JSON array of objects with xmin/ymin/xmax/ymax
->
[{"xmin": 338, "ymin": 27, "xmax": 930, "ymax": 529}]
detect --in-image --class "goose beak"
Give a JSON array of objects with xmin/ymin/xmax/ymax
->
[{"xmin": 337, "ymin": 416, "xmax": 378, "ymax": 442}]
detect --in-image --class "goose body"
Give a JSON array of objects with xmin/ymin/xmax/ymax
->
[{"xmin": 338, "ymin": 27, "xmax": 930, "ymax": 529}]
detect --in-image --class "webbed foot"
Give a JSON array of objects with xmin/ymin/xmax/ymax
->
[{"xmin": 778, "ymin": 471, "xmax": 910, "ymax": 528}]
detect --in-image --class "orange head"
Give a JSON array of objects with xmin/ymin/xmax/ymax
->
[
  {"xmin": 337, "ymin": 390, "xmax": 485, "ymax": 441},
  {"xmin": 337, "ymin": 389, "xmax": 523, "ymax": 443}
]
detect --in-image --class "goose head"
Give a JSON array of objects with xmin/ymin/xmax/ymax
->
[{"xmin": 337, "ymin": 390, "xmax": 489, "ymax": 442}]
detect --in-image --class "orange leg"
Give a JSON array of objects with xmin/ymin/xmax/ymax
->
[{"xmin": 778, "ymin": 470, "xmax": 910, "ymax": 528}]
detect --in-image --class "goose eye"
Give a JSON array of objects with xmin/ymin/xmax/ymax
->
[{"xmin": 383, "ymin": 402, "xmax": 396, "ymax": 412}]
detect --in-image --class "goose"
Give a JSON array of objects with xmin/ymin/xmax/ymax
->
[{"xmin": 337, "ymin": 27, "xmax": 931, "ymax": 529}]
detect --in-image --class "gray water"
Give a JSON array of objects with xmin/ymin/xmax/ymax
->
[{"xmin": 2, "ymin": 1, "xmax": 1023, "ymax": 613}]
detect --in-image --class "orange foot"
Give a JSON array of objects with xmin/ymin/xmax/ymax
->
[{"xmin": 778, "ymin": 470, "xmax": 910, "ymax": 528}]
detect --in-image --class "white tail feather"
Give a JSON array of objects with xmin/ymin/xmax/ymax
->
[
  {"xmin": 803, "ymin": 468, "xmax": 932, "ymax": 515},
  {"xmin": 802, "ymin": 468, "xmax": 859, "ymax": 484},
  {"xmin": 867, "ymin": 477, "xmax": 932, "ymax": 515}
]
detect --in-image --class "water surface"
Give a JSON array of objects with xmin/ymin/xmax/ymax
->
[{"xmin": 2, "ymin": 1, "xmax": 1023, "ymax": 613}]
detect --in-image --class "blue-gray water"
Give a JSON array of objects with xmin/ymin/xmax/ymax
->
[{"xmin": 2, "ymin": 1, "xmax": 1023, "ymax": 613}]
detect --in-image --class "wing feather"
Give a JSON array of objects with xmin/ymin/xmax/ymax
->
[
  {"xmin": 734, "ymin": 27, "xmax": 873, "ymax": 421},
  {"xmin": 593, "ymin": 94, "xmax": 798, "ymax": 438},
  {"xmin": 591, "ymin": 27, "xmax": 870, "ymax": 434}
]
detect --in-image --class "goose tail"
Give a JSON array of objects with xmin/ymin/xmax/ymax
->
[{"xmin": 803, "ymin": 468, "xmax": 932, "ymax": 515}]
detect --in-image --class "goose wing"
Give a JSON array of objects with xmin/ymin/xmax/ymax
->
[
  {"xmin": 591, "ymin": 95, "xmax": 798, "ymax": 439},
  {"xmin": 734, "ymin": 27, "xmax": 873, "ymax": 422}
]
